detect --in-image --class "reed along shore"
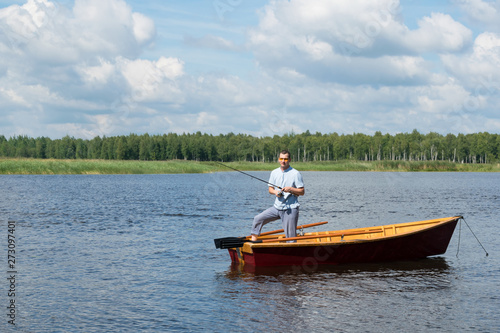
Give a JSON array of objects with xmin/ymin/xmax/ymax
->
[
  {"xmin": 0, "ymin": 158, "xmax": 214, "ymax": 175},
  {"xmin": 1, "ymin": 158, "xmax": 499, "ymax": 175}
]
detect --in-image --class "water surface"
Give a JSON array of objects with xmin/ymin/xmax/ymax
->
[{"xmin": 0, "ymin": 172, "xmax": 498, "ymax": 332}]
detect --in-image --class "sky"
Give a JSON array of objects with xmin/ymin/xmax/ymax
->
[{"xmin": 1, "ymin": 0, "xmax": 500, "ymax": 139}]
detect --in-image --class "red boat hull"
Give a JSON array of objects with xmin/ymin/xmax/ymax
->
[{"xmin": 228, "ymin": 218, "xmax": 458, "ymax": 267}]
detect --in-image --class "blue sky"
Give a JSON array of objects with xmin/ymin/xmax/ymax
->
[{"xmin": 1, "ymin": 0, "xmax": 499, "ymax": 139}]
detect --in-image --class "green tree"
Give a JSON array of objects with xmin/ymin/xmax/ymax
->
[
  {"xmin": 139, "ymin": 134, "xmax": 151, "ymax": 160},
  {"xmin": 115, "ymin": 136, "xmax": 126, "ymax": 160}
]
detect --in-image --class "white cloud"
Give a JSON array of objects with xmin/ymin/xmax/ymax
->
[
  {"xmin": 0, "ymin": 0, "xmax": 57, "ymax": 42},
  {"xmin": 406, "ymin": 13, "xmax": 472, "ymax": 52},
  {"xmin": 132, "ymin": 12, "xmax": 156, "ymax": 44},
  {"xmin": 71, "ymin": 0, "xmax": 155, "ymax": 57},
  {"xmin": 0, "ymin": 87, "xmax": 30, "ymax": 107},
  {"xmin": 0, "ymin": 0, "xmax": 498, "ymax": 139},
  {"xmin": 77, "ymin": 58, "xmax": 116, "ymax": 85},
  {"xmin": 0, "ymin": 0, "xmax": 155, "ymax": 65},
  {"xmin": 118, "ymin": 56, "xmax": 185, "ymax": 102},
  {"xmin": 442, "ymin": 32, "xmax": 500, "ymax": 88},
  {"xmin": 196, "ymin": 111, "xmax": 218, "ymax": 127},
  {"xmin": 249, "ymin": 0, "xmax": 472, "ymax": 85},
  {"xmin": 453, "ymin": 0, "xmax": 500, "ymax": 30},
  {"xmin": 0, "ymin": 0, "xmax": 172, "ymax": 138}
]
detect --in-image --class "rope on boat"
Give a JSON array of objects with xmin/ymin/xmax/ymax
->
[{"xmin": 457, "ymin": 216, "xmax": 489, "ymax": 257}]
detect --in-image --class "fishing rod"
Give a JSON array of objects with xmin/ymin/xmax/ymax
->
[{"xmin": 214, "ymin": 161, "xmax": 283, "ymax": 190}]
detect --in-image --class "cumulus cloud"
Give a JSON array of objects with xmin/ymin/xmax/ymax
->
[
  {"xmin": 77, "ymin": 58, "xmax": 116, "ymax": 85},
  {"xmin": 249, "ymin": 0, "xmax": 472, "ymax": 85},
  {"xmin": 0, "ymin": 0, "xmax": 498, "ymax": 139},
  {"xmin": 442, "ymin": 32, "xmax": 500, "ymax": 86},
  {"xmin": 132, "ymin": 12, "xmax": 156, "ymax": 44},
  {"xmin": 453, "ymin": 0, "xmax": 500, "ymax": 30},
  {"xmin": 406, "ymin": 12, "xmax": 472, "ymax": 53},
  {"xmin": 72, "ymin": 0, "xmax": 155, "ymax": 54},
  {"xmin": 118, "ymin": 56, "xmax": 185, "ymax": 102},
  {"xmin": 0, "ymin": 0, "xmax": 180, "ymax": 138},
  {"xmin": 0, "ymin": 0, "xmax": 156, "ymax": 65}
]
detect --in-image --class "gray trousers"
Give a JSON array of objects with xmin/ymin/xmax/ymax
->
[{"xmin": 251, "ymin": 206, "xmax": 299, "ymax": 240}]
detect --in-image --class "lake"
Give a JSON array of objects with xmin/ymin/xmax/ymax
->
[{"xmin": 0, "ymin": 171, "xmax": 498, "ymax": 332}]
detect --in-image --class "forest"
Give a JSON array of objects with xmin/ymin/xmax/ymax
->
[{"xmin": 1, "ymin": 130, "xmax": 499, "ymax": 163}]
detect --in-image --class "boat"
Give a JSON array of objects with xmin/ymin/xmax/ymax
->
[{"xmin": 215, "ymin": 216, "xmax": 461, "ymax": 267}]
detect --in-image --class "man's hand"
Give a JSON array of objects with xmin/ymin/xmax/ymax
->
[{"xmin": 282, "ymin": 187, "xmax": 305, "ymax": 196}]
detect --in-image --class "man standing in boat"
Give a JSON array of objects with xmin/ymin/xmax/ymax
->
[{"xmin": 251, "ymin": 150, "xmax": 305, "ymax": 242}]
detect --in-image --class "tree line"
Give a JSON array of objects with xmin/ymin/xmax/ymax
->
[{"xmin": 1, "ymin": 130, "xmax": 499, "ymax": 163}]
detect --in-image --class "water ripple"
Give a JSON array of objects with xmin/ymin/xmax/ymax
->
[{"xmin": 0, "ymin": 173, "xmax": 498, "ymax": 332}]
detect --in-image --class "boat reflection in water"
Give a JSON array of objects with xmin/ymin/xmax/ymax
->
[
  {"xmin": 220, "ymin": 257, "xmax": 455, "ymax": 331},
  {"xmin": 226, "ymin": 257, "xmax": 451, "ymax": 278}
]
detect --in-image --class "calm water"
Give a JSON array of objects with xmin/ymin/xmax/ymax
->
[{"xmin": 0, "ymin": 171, "xmax": 498, "ymax": 332}]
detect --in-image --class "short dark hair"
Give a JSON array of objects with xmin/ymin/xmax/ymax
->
[{"xmin": 280, "ymin": 150, "xmax": 290, "ymax": 158}]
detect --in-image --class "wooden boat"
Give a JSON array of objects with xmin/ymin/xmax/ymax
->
[{"xmin": 217, "ymin": 216, "xmax": 461, "ymax": 267}]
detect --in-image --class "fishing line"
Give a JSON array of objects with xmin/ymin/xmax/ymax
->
[{"xmin": 213, "ymin": 161, "xmax": 283, "ymax": 190}]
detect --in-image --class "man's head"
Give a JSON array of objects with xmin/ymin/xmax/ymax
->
[{"xmin": 279, "ymin": 150, "xmax": 291, "ymax": 170}]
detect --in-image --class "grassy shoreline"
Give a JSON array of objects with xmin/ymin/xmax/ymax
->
[{"xmin": 1, "ymin": 158, "xmax": 499, "ymax": 175}]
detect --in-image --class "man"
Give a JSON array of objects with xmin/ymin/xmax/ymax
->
[{"xmin": 250, "ymin": 150, "xmax": 305, "ymax": 242}]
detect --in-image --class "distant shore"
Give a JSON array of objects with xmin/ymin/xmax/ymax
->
[{"xmin": 1, "ymin": 158, "xmax": 499, "ymax": 175}]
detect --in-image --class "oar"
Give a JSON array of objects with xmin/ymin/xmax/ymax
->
[
  {"xmin": 254, "ymin": 229, "xmax": 382, "ymax": 244},
  {"xmin": 253, "ymin": 221, "xmax": 328, "ymax": 238},
  {"xmin": 215, "ymin": 227, "xmax": 383, "ymax": 249},
  {"xmin": 214, "ymin": 221, "xmax": 328, "ymax": 249}
]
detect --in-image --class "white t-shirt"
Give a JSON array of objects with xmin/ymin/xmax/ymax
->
[{"xmin": 268, "ymin": 166, "xmax": 304, "ymax": 210}]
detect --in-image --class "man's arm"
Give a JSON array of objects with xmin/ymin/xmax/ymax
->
[
  {"xmin": 269, "ymin": 186, "xmax": 282, "ymax": 197},
  {"xmin": 282, "ymin": 186, "xmax": 305, "ymax": 196}
]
